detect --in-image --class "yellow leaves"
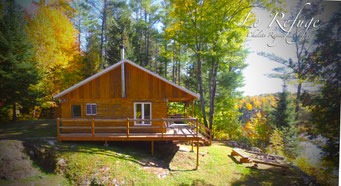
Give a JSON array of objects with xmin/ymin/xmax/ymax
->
[
  {"xmin": 253, "ymin": 99, "xmax": 261, "ymax": 108},
  {"xmin": 267, "ymin": 129, "xmax": 284, "ymax": 156},
  {"xmin": 26, "ymin": 1, "xmax": 82, "ymax": 99},
  {"xmin": 246, "ymin": 103, "xmax": 253, "ymax": 110},
  {"xmin": 245, "ymin": 121, "xmax": 252, "ymax": 129}
]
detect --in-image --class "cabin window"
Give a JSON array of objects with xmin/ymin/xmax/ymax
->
[
  {"xmin": 134, "ymin": 102, "xmax": 151, "ymax": 125},
  {"xmin": 86, "ymin": 103, "xmax": 97, "ymax": 115},
  {"xmin": 71, "ymin": 105, "xmax": 81, "ymax": 118}
]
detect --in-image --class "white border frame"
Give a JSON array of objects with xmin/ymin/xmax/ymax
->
[
  {"xmin": 134, "ymin": 102, "xmax": 152, "ymax": 125},
  {"xmin": 86, "ymin": 103, "xmax": 97, "ymax": 116}
]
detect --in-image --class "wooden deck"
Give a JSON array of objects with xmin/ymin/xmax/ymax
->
[
  {"xmin": 59, "ymin": 129, "xmax": 206, "ymax": 141},
  {"xmin": 57, "ymin": 117, "xmax": 211, "ymax": 144},
  {"xmin": 56, "ymin": 117, "xmax": 211, "ymax": 168}
]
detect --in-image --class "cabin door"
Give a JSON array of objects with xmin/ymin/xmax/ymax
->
[{"xmin": 134, "ymin": 102, "xmax": 152, "ymax": 125}]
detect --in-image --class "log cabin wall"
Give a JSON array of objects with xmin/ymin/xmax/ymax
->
[{"xmin": 58, "ymin": 62, "xmax": 195, "ymax": 133}]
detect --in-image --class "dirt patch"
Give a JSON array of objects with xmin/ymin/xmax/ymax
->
[{"xmin": 0, "ymin": 140, "xmax": 38, "ymax": 180}]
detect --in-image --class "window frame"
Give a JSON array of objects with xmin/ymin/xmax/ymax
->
[
  {"xmin": 134, "ymin": 102, "xmax": 152, "ymax": 125},
  {"xmin": 71, "ymin": 105, "xmax": 82, "ymax": 118},
  {"xmin": 86, "ymin": 103, "xmax": 97, "ymax": 116}
]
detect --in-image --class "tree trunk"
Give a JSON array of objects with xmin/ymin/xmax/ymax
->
[
  {"xmin": 164, "ymin": 45, "xmax": 168, "ymax": 78},
  {"xmin": 197, "ymin": 53, "xmax": 208, "ymax": 127},
  {"xmin": 295, "ymin": 82, "xmax": 302, "ymax": 119},
  {"xmin": 100, "ymin": 0, "xmax": 107, "ymax": 69},
  {"xmin": 172, "ymin": 52, "xmax": 175, "ymax": 83},
  {"xmin": 78, "ymin": 18, "xmax": 81, "ymax": 52},
  {"xmin": 178, "ymin": 45, "xmax": 181, "ymax": 85},
  {"xmin": 12, "ymin": 102, "xmax": 16, "ymax": 121},
  {"xmin": 208, "ymin": 58, "xmax": 218, "ymax": 131},
  {"xmin": 144, "ymin": 9, "xmax": 148, "ymax": 66}
]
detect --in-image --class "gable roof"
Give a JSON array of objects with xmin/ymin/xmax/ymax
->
[{"xmin": 53, "ymin": 59, "xmax": 199, "ymax": 99}]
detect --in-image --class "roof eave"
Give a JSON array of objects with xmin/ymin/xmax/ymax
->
[{"xmin": 53, "ymin": 59, "xmax": 199, "ymax": 99}]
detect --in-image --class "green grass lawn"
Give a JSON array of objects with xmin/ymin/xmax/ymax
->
[
  {"xmin": 0, "ymin": 119, "xmax": 57, "ymax": 139},
  {"xmin": 0, "ymin": 120, "xmax": 304, "ymax": 185}
]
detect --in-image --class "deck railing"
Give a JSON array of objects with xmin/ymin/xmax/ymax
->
[{"xmin": 56, "ymin": 117, "xmax": 212, "ymax": 145}]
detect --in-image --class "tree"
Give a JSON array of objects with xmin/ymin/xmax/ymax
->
[
  {"xmin": 270, "ymin": 85, "xmax": 296, "ymax": 129},
  {"xmin": 26, "ymin": 0, "xmax": 82, "ymax": 105},
  {"xmin": 270, "ymin": 85, "xmax": 298, "ymax": 156},
  {"xmin": 81, "ymin": 33, "xmax": 101, "ymax": 78},
  {"xmin": 304, "ymin": 5, "xmax": 340, "ymax": 164},
  {"xmin": 258, "ymin": 1, "xmax": 322, "ymax": 117},
  {"xmin": 0, "ymin": 0, "xmax": 39, "ymax": 121},
  {"xmin": 106, "ymin": 0, "xmax": 133, "ymax": 65},
  {"xmin": 129, "ymin": 0, "xmax": 161, "ymax": 67},
  {"xmin": 166, "ymin": 0, "xmax": 282, "ymax": 132}
]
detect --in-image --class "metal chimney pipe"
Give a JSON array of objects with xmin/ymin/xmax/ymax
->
[
  {"xmin": 120, "ymin": 45, "xmax": 125, "ymax": 60},
  {"xmin": 120, "ymin": 44, "xmax": 126, "ymax": 98}
]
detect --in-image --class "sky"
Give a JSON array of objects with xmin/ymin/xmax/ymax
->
[
  {"xmin": 238, "ymin": 6, "xmax": 296, "ymax": 96},
  {"xmin": 238, "ymin": 0, "xmax": 338, "ymax": 96}
]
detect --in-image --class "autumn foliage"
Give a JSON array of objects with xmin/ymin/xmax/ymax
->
[{"xmin": 26, "ymin": 1, "xmax": 82, "ymax": 104}]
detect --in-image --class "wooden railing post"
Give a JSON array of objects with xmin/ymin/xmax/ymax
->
[
  {"xmin": 92, "ymin": 118, "xmax": 95, "ymax": 137},
  {"xmin": 126, "ymin": 118, "xmax": 129, "ymax": 137},
  {"xmin": 192, "ymin": 100, "xmax": 194, "ymax": 117},
  {"xmin": 196, "ymin": 119, "xmax": 199, "ymax": 137},
  {"xmin": 161, "ymin": 118, "xmax": 164, "ymax": 138},
  {"xmin": 209, "ymin": 129, "xmax": 212, "ymax": 145},
  {"xmin": 196, "ymin": 139, "xmax": 199, "ymax": 169},
  {"xmin": 57, "ymin": 118, "xmax": 60, "ymax": 139}
]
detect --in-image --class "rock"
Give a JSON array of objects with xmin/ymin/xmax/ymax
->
[
  {"xmin": 227, "ymin": 140, "xmax": 239, "ymax": 147},
  {"xmin": 112, "ymin": 178, "xmax": 117, "ymax": 184},
  {"xmin": 149, "ymin": 162, "xmax": 155, "ymax": 166},
  {"xmin": 199, "ymin": 152, "xmax": 208, "ymax": 156},
  {"xmin": 179, "ymin": 146, "xmax": 190, "ymax": 152},
  {"xmin": 47, "ymin": 141, "xmax": 55, "ymax": 146},
  {"xmin": 57, "ymin": 159, "xmax": 66, "ymax": 167},
  {"xmin": 251, "ymin": 147, "xmax": 263, "ymax": 153},
  {"xmin": 29, "ymin": 150, "xmax": 35, "ymax": 157}
]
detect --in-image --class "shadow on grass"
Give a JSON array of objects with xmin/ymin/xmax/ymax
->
[
  {"xmin": 228, "ymin": 154, "xmax": 242, "ymax": 165},
  {"xmin": 231, "ymin": 166, "xmax": 303, "ymax": 186},
  {"xmin": 0, "ymin": 119, "xmax": 57, "ymax": 139},
  {"xmin": 2, "ymin": 120, "xmax": 195, "ymax": 174},
  {"xmin": 25, "ymin": 139, "xmax": 180, "ymax": 173},
  {"xmin": 179, "ymin": 179, "xmax": 215, "ymax": 186}
]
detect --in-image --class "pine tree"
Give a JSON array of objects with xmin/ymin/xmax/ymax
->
[
  {"xmin": 81, "ymin": 33, "xmax": 101, "ymax": 78},
  {"xmin": 271, "ymin": 85, "xmax": 296, "ymax": 129},
  {"xmin": 0, "ymin": 0, "xmax": 39, "ymax": 121},
  {"xmin": 270, "ymin": 84, "xmax": 298, "ymax": 156}
]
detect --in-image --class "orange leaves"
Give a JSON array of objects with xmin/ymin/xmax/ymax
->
[
  {"xmin": 26, "ymin": 1, "xmax": 82, "ymax": 99},
  {"xmin": 239, "ymin": 95, "xmax": 275, "ymax": 144}
]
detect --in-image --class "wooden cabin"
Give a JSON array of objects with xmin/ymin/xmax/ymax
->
[
  {"xmin": 53, "ymin": 55, "xmax": 211, "ymax": 167},
  {"xmin": 54, "ymin": 59, "xmax": 199, "ymax": 131}
]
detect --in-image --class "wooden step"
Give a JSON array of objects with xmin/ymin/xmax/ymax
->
[{"xmin": 200, "ymin": 136, "xmax": 211, "ymax": 145}]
